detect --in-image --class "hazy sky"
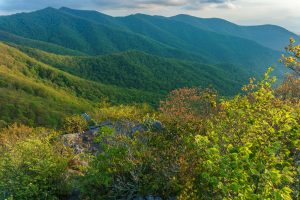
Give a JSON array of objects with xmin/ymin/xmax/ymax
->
[{"xmin": 0, "ymin": 0, "xmax": 299, "ymax": 33}]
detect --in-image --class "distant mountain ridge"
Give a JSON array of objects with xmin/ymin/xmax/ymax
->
[
  {"xmin": 0, "ymin": 7, "xmax": 294, "ymax": 127},
  {"xmin": 0, "ymin": 7, "xmax": 285, "ymax": 68},
  {"xmin": 58, "ymin": 7, "xmax": 299, "ymax": 51},
  {"xmin": 0, "ymin": 42, "xmax": 250, "ymax": 127},
  {"xmin": 171, "ymin": 14, "xmax": 298, "ymax": 51},
  {"xmin": 18, "ymin": 45, "xmax": 249, "ymax": 95}
]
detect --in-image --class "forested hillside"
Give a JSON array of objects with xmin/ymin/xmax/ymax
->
[
  {"xmin": 0, "ymin": 42, "xmax": 157, "ymax": 127},
  {"xmin": 0, "ymin": 6, "xmax": 299, "ymax": 200},
  {"xmin": 0, "ymin": 30, "xmax": 86, "ymax": 56},
  {"xmin": 0, "ymin": 7, "xmax": 197, "ymax": 61},
  {"xmin": 0, "ymin": 7, "xmax": 282, "ymax": 68},
  {"xmin": 19, "ymin": 46, "xmax": 248, "ymax": 95},
  {"xmin": 0, "ymin": 42, "xmax": 253, "ymax": 127},
  {"xmin": 171, "ymin": 14, "xmax": 300, "ymax": 51},
  {"xmin": 0, "ymin": 6, "xmax": 295, "ymax": 128},
  {"xmin": 0, "ymin": 39, "xmax": 299, "ymax": 199}
]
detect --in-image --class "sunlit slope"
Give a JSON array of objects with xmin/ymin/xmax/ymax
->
[
  {"xmin": 19, "ymin": 46, "xmax": 251, "ymax": 96},
  {"xmin": 0, "ymin": 43, "xmax": 156, "ymax": 127}
]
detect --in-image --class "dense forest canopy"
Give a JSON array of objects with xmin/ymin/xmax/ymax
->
[
  {"xmin": 0, "ymin": 38, "xmax": 299, "ymax": 199},
  {"xmin": 0, "ymin": 6, "xmax": 299, "ymax": 200}
]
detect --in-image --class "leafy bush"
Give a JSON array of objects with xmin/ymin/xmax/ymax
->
[
  {"xmin": 77, "ymin": 69, "xmax": 300, "ymax": 199},
  {"xmin": 0, "ymin": 124, "xmax": 73, "ymax": 199},
  {"xmin": 92, "ymin": 103, "xmax": 153, "ymax": 122},
  {"xmin": 277, "ymin": 38, "xmax": 300, "ymax": 102},
  {"xmin": 63, "ymin": 114, "xmax": 88, "ymax": 134},
  {"xmin": 189, "ymin": 69, "xmax": 300, "ymax": 199},
  {"xmin": 0, "ymin": 120, "xmax": 7, "ymax": 129}
]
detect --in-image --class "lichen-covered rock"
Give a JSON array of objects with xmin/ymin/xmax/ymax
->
[
  {"xmin": 62, "ymin": 119, "xmax": 164, "ymax": 155},
  {"xmin": 62, "ymin": 133, "xmax": 85, "ymax": 154}
]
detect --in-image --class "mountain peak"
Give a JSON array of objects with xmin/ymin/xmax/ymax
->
[
  {"xmin": 59, "ymin": 7, "xmax": 72, "ymax": 11},
  {"xmin": 58, "ymin": 7, "xmax": 112, "ymax": 19},
  {"xmin": 41, "ymin": 7, "xmax": 57, "ymax": 11},
  {"xmin": 173, "ymin": 14, "xmax": 193, "ymax": 18},
  {"xmin": 33, "ymin": 7, "xmax": 62, "ymax": 15}
]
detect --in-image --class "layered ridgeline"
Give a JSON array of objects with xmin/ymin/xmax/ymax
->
[
  {"xmin": 59, "ymin": 7, "xmax": 299, "ymax": 52},
  {"xmin": 18, "ymin": 45, "xmax": 248, "ymax": 94},
  {"xmin": 171, "ymin": 14, "xmax": 300, "ymax": 51},
  {"xmin": 0, "ymin": 43, "xmax": 249, "ymax": 127},
  {"xmin": 0, "ymin": 7, "xmax": 289, "ymax": 67},
  {"xmin": 0, "ymin": 7, "xmax": 297, "ymax": 127},
  {"xmin": 0, "ymin": 43, "xmax": 157, "ymax": 127}
]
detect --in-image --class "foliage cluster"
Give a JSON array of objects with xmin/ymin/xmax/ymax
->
[
  {"xmin": 62, "ymin": 115, "xmax": 88, "ymax": 134},
  {"xmin": 0, "ymin": 124, "xmax": 74, "ymax": 199},
  {"xmin": 277, "ymin": 38, "xmax": 300, "ymax": 102},
  {"xmin": 92, "ymin": 102, "xmax": 153, "ymax": 122},
  {"xmin": 76, "ymin": 68, "xmax": 299, "ymax": 199},
  {"xmin": 0, "ymin": 40, "xmax": 299, "ymax": 199}
]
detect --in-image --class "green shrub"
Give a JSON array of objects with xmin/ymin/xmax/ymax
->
[
  {"xmin": 0, "ymin": 125, "xmax": 73, "ymax": 199},
  {"xmin": 63, "ymin": 115, "xmax": 88, "ymax": 133}
]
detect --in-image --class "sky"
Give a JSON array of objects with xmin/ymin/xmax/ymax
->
[{"xmin": 0, "ymin": 0, "xmax": 299, "ymax": 34}]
